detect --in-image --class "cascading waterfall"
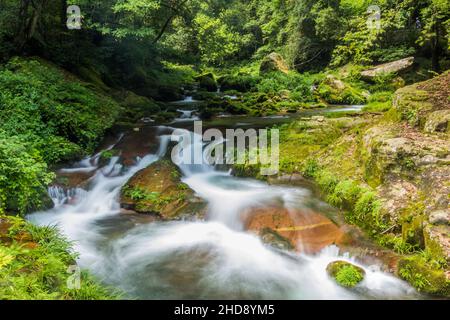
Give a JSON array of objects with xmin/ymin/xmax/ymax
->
[{"xmin": 27, "ymin": 125, "xmax": 420, "ymax": 300}]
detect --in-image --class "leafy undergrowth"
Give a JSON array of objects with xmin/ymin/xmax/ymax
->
[
  {"xmin": 0, "ymin": 215, "xmax": 118, "ymax": 300},
  {"xmin": 398, "ymin": 253, "xmax": 449, "ymax": 296},
  {"xmin": 0, "ymin": 57, "xmax": 121, "ymax": 214},
  {"xmin": 0, "ymin": 57, "xmax": 120, "ymax": 162}
]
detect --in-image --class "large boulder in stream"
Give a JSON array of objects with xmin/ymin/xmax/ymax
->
[
  {"xmin": 120, "ymin": 160, "xmax": 206, "ymax": 220},
  {"xmin": 361, "ymin": 57, "xmax": 414, "ymax": 80},
  {"xmin": 244, "ymin": 207, "xmax": 346, "ymax": 253},
  {"xmin": 260, "ymin": 53, "xmax": 289, "ymax": 74}
]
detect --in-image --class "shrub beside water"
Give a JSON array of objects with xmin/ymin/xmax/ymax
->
[
  {"xmin": 0, "ymin": 57, "xmax": 120, "ymax": 214},
  {"xmin": 0, "ymin": 215, "xmax": 118, "ymax": 300}
]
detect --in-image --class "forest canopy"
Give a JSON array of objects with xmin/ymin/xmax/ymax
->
[{"xmin": 1, "ymin": 0, "xmax": 449, "ymax": 72}]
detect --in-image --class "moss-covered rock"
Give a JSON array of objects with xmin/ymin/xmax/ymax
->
[
  {"xmin": 98, "ymin": 149, "xmax": 120, "ymax": 167},
  {"xmin": 326, "ymin": 261, "xmax": 365, "ymax": 288},
  {"xmin": 120, "ymin": 160, "xmax": 205, "ymax": 220},
  {"xmin": 219, "ymin": 74, "xmax": 257, "ymax": 92},
  {"xmin": 76, "ymin": 66, "xmax": 110, "ymax": 92},
  {"xmin": 393, "ymin": 71, "xmax": 449, "ymax": 128},
  {"xmin": 360, "ymin": 57, "xmax": 415, "ymax": 80},
  {"xmin": 398, "ymin": 255, "xmax": 450, "ymax": 297},
  {"xmin": 317, "ymin": 75, "xmax": 367, "ymax": 105},
  {"xmin": 192, "ymin": 91, "xmax": 218, "ymax": 101},
  {"xmin": 195, "ymin": 73, "xmax": 218, "ymax": 92},
  {"xmin": 260, "ymin": 53, "xmax": 289, "ymax": 74},
  {"xmin": 402, "ymin": 215, "xmax": 425, "ymax": 250},
  {"xmin": 155, "ymin": 85, "xmax": 184, "ymax": 102},
  {"xmin": 114, "ymin": 90, "xmax": 161, "ymax": 122},
  {"xmin": 424, "ymin": 110, "xmax": 450, "ymax": 133}
]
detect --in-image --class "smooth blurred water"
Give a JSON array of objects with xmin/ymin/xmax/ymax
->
[{"xmin": 27, "ymin": 124, "xmax": 420, "ymax": 300}]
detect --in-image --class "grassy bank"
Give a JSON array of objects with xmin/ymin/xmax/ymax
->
[
  {"xmin": 0, "ymin": 215, "xmax": 117, "ymax": 299},
  {"xmin": 233, "ymin": 72, "xmax": 450, "ymax": 296},
  {"xmin": 0, "ymin": 57, "xmax": 121, "ymax": 215}
]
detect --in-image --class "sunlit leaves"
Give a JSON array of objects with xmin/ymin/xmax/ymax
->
[{"xmin": 194, "ymin": 13, "xmax": 240, "ymax": 65}]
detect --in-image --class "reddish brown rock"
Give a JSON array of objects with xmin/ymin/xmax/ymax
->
[
  {"xmin": 243, "ymin": 207, "xmax": 346, "ymax": 254},
  {"xmin": 121, "ymin": 159, "xmax": 206, "ymax": 220}
]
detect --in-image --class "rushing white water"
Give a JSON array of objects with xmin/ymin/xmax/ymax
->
[
  {"xmin": 59, "ymin": 133, "xmax": 124, "ymax": 173},
  {"xmin": 27, "ymin": 125, "xmax": 420, "ymax": 300},
  {"xmin": 182, "ymin": 96, "xmax": 194, "ymax": 103},
  {"xmin": 173, "ymin": 109, "xmax": 200, "ymax": 122}
]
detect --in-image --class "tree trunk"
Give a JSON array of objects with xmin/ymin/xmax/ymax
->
[
  {"xmin": 152, "ymin": 15, "xmax": 175, "ymax": 44},
  {"xmin": 14, "ymin": 0, "xmax": 31, "ymax": 50},
  {"xmin": 431, "ymin": 23, "xmax": 441, "ymax": 72},
  {"xmin": 14, "ymin": 0, "xmax": 47, "ymax": 52},
  {"xmin": 61, "ymin": 0, "xmax": 68, "ymax": 29}
]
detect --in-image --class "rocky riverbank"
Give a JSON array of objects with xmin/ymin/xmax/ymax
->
[{"xmin": 235, "ymin": 71, "xmax": 449, "ymax": 296}]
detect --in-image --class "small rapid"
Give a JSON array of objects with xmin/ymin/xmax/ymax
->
[{"xmin": 27, "ymin": 123, "xmax": 420, "ymax": 300}]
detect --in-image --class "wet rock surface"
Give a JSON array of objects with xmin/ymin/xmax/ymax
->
[
  {"xmin": 244, "ymin": 206, "xmax": 346, "ymax": 254},
  {"xmin": 120, "ymin": 159, "xmax": 206, "ymax": 220}
]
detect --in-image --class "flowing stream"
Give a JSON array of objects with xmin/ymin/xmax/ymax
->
[{"xmin": 27, "ymin": 110, "xmax": 421, "ymax": 300}]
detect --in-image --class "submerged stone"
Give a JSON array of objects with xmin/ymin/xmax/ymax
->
[{"xmin": 244, "ymin": 206, "xmax": 345, "ymax": 254}]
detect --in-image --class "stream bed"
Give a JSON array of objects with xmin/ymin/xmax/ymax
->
[{"xmin": 27, "ymin": 108, "xmax": 423, "ymax": 300}]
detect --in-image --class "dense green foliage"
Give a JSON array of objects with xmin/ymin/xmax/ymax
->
[
  {"xmin": 0, "ymin": 135, "xmax": 54, "ymax": 215},
  {"xmin": 0, "ymin": 215, "xmax": 118, "ymax": 299},
  {"xmin": 0, "ymin": 0, "xmax": 449, "ymax": 300},
  {"xmin": 0, "ymin": 58, "xmax": 120, "ymax": 162},
  {"xmin": 1, "ymin": 0, "xmax": 448, "ymax": 85},
  {"xmin": 0, "ymin": 57, "xmax": 120, "ymax": 214}
]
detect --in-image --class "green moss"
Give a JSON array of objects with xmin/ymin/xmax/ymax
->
[
  {"xmin": 195, "ymin": 72, "xmax": 218, "ymax": 92},
  {"xmin": 383, "ymin": 108, "xmax": 402, "ymax": 123},
  {"xmin": 423, "ymin": 231, "xmax": 447, "ymax": 268},
  {"xmin": 327, "ymin": 180, "xmax": 363, "ymax": 208},
  {"xmin": 317, "ymin": 77, "xmax": 367, "ymax": 105},
  {"xmin": 377, "ymin": 234, "xmax": 417, "ymax": 255},
  {"xmin": 219, "ymin": 73, "xmax": 258, "ymax": 92},
  {"xmin": 335, "ymin": 265, "xmax": 365, "ymax": 287},
  {"xmin": 154, "ymin": 111, "xmax": 178, "ymax": 123},
  {"xmin": 402, "ymin": 215, "xmax": 425, "ymax": 250},
  {"xmin": 76, "ymin": 66, "xmax": 110, "ymax": 92},
  {"xmin": 363, "ymin": 101, "xmax": 392, "ymax": 112},
  {"xmin": 393, "ymin": 87, "xmax": 432, "ymax": 126},
  {"xmin": 99, "ymin": 150, "xmax": 119, "ymax": 165},
  {"xmin": 398, "ymin": 255, "xmax": 450, "ymax": 297},
  {"xmin": 122, "ymin": 186, "xmax": 160, "ymax": 202},
  {"xmin": 326, "ymin": 261, "xmax": 365, "ymax": 288}
]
